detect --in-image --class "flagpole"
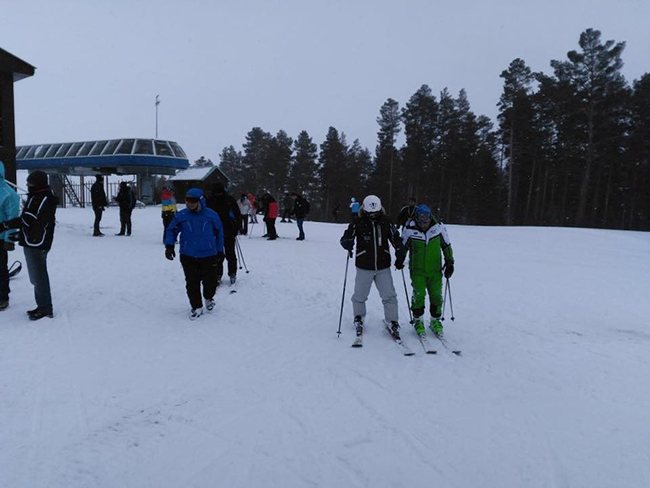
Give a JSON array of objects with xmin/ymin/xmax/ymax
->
[{"xmin": 155, "ymin": 95, "xmax": 160, "ymax": 138}]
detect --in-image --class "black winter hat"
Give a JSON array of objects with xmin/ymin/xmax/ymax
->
[{"xmin": 27, "ymin": 171, "xmax": 49, "ymax": 188}]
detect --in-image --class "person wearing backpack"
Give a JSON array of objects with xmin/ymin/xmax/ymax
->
[{"xmin": 290, "ymin": 192, "xmax": 309, "ymax": 241}]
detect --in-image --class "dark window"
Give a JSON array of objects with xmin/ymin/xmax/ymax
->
[
  {"xmin": 134, "ymin": 139, "xmax": 154, "ymax": 155},
  {"xmin": 16, "ymin": 146, "xmax": 28, "ymax": 159},
  {"xmin": 115, "ymin": 139, "xmax": 135, "ymax": 155},
  {"xmin": 154, "ymin": 140, "xmax": 173, "ymax": 157},
  {"xmin": 44, "ymin": 144, "xmax": 62, "ymax": 158},
  {"xmin": 55, "ymin": 143, "xmax": 74, "ymax": 157},
  {"xmin": 67, "ymin": 142, "xmax": 84, "ymax": 157},
  {"xmin": 88, "ymin": 141, "xmax": 107, "ymax": 156},
  {"xmin": 102, "ymin": 140, "xmax": 120, "ymax": 155},
  {"xmin": 24, "ymin": 146, "xmax": 38, "ymax": 159},
  {"xmin": 169, "ymin": 142, "xmax": 187, "ymax": 158}
]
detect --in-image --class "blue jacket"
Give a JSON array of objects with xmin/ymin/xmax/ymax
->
[
  {"xmin": 0, "ymin": 162, "xmax": 20, "ymax": 241},
  {"xmin": 164, "ymin": 201, "xmax": 224, "ymax": 258}
]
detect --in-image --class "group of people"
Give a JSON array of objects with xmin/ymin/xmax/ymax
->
[
  {"xmin": 341, "ymin": 194, "xmax": 455, "ymax": 340},
  {"xmin": 163, "ymin": 183, "xmax": 311, "ymax": 319},
  {"xmin": 0, "ymin": 165, "xmax": 57, "ymax": 320},
  {"xmin": 90, "ymin": 175, "xmax": 137, "ymax": 237}
]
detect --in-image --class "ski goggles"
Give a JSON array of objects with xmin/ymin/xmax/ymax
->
[{"xmin": 416, "ymin": 213, "xmax": 432, "ymax": 225}]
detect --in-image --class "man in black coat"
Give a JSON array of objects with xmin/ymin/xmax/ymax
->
[
  {"xmin": 91, "ymin": 175, "xmax": 107, "ymax": 236},
  {"xmin": 0, "ymin": 171, "xmax": 58, "ymax": 320},
  {"xmin": 290, "ymin": 192, "xmax": 309, "ymax": 240},
  {"xmin": 206, "ymin": 182, "xmax": 241, "ymax": 285},
  {"xmin": 114, "ymin": 182, "xmax": 136, "ymax": 236},
  {"xmin": 396, "ymin": 197, "xmax": 417, "ymax": 229}
]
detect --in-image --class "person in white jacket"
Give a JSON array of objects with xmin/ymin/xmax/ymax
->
[{"xmin": 237, "ymin": 194, "xmax": 252, "ymax": 235}]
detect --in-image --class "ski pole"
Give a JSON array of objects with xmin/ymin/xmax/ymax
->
[
  {"xmin": 235, "ymin": 237, "xmax": 249, "ymax": 273},
  {"xmin": 249, "ymin": 221, "xmax": 255, "ymax": 239},
  {"xmin": 441, "ymin": 277, "xmax": 448, "ymax": 321},
  {"xmin": 446, "ymin": 277, "xmax": 455, "ymax": 321},
  {"xmin": 235, "ymin": 238, "xmax": 243, "ymax": 270},
  {"xmin": 400, "ymin": 269, "xmax": 413, "ymax": 324},
  {"xmin": 337, "ymin": 251, "xmax": 352, "ymax": 337}
]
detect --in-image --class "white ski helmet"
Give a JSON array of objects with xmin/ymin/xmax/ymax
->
[{"xmin": 362, "ymin": 195, "xmax": 382, "ymax": 213}]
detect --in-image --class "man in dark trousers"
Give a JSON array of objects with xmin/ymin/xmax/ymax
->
[
  {"xmin": 114, "ymin": 182, "xmax": 136, "ymax": 236},
  {"xmin": 0, "ymin": 171, "xmax": 58, "ymax": 320},
  {"xmin": 91, "ymin": 175, "xmax": 107, "ymax": 236},
  {"xmin": 281, "ymin": 193, "xmax": 293, "ymax": 223},
  {"xmin": 206, "ymin": 182, "xmax": 241, "ymax": 285},
  {"xmin": 164, "ymin": 188, "xmax": 224, "ymax": 320}
]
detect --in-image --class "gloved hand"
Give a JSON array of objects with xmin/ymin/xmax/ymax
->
[
  {"xmin": 444, "ymin": 260, "xmax": 454, "ymax": 279},
  {"xmin": 216, "ymin": 251, "xmax": 225, "ymax": 262},
  {"xmin": 0, "ymin": 221, "xmax": 8, "ymax": 232},
  {"xmin": 4, "ymin": 241, "xmax": 15, "ymax": 252},
  {"xmin": 165, "ymin": 245, "xmax": 176, "ymax": 261},
  {"xmin": 340, "ymin": 238, "xmax": 354, "ymax": 251},
  {"xmin": 395, "ymin": 259, "xmax": 404, "ymax": 270},
  {"xmin": 8, "ymin": 232, "xmax": 20, "ymax": 243}
]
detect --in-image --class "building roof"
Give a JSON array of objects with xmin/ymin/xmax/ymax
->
[
  {"xmin": 169, "ymin": 166, "xmax": 220, "ymax": 182},
  {"xmin": 16, "ymin": 138, "xmax": 189, "ymax": 176},
  {"xmin": 0, "ymin": 47, "xmax": 36, "ymax": 82}
]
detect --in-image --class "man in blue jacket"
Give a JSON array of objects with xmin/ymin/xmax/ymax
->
[
  {"xmin": 0, "ymin": 161, "xmax": 21, "ymax": 311},
  {"xmin": 164, "ymin": 188, "xmax": 224, "ymax": 320}
]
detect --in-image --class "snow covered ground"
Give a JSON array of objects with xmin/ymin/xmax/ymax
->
[{"xmin": 1, "ymin": 204, "xmax": 649, "ymax": 488}]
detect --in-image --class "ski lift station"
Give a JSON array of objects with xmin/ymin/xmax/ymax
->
[{"xmin": 16, "ymin": 138, "xmax": 190, "ymax": 205}]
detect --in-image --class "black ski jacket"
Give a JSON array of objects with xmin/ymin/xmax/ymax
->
[
  {"xmin": 292, "ymin": 196, "xmax": 309, "ymax": 219},
  {"xmin": 396, "ymin": 204, "xmax": 416, "ymax": 228},
  {"xmin": 3, "ymin": 187, "xmax": 58, "ymax": 250},
  {"xmin": 205, "ymin": 193, "xmax": 241, "ymax": 237},
  {"xmin": 341, "ymin": 213, "xmax": 402, "ymax": 271},
  {"xmin": 91, "ymin": 181, "xmax": 107, "ymax": 209}
]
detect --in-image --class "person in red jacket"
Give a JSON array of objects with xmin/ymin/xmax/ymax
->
[
  {"xmin": 247, "ymin": 193, "xmax": 258, "ymax": 223},
  {"xmin": 262, "ymin": 193, "xmax": 279, "ymax": 240}
]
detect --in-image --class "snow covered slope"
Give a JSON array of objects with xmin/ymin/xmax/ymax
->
[{"xmin": 1, "ymin": 206, "xmax": 649, "ymax": 488}]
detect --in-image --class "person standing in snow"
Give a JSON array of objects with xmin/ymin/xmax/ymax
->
[
  {"xmin": 164, "ymin": 188, "xmax": 224, "ymax": 320},
  {"xmin": 91, "ymin": 175, "xmax": 107, "ymax": 236},
  {"xmin": 0, "ymin": 171, "xmax": 58, "ymax": 320},
  {"xmin": 0, "ymin": 161, "xmax": 20, "ymax": 311},
  {"xmin": 237, "ymin": 194, "xmax": 252, "ymax": 236},
  {"xmin": 114, "ymin": 182, "xmax": 136, "ymax": 236},
  {"xmin": 281, "ymin": 193, "xmax": 294, "ymax": 223},
  {"xmin": 340, "ymin": 195, "xmax": 404, "ymax": 339},
  {"xmin": 290, "ymin": 191, "xmax": 309, "ymax": 240},
  {"xmin": 396, "ymin": 197, "xmax": 417, "ymax": 229},
  {"xmin": 395, "ymin": 204, "xmax": 454, "ymax": 338},
  {"xmin": 206, "ymin": 182, "xmax": 241, "ymax": 285},
  {"xmin": 261, "ymin": 193, "xmax": 279, "ymax": 240},
  {"xmin": 247, "ymin": 193, "xmax": 258, "ymax": 223},
  {"xmin": 161, "ymin": 183, "xmax": 177, "ymax": 242},
  {"xmin": 349, "ymin": 197, "xmax": 360, "ymax": 222}
]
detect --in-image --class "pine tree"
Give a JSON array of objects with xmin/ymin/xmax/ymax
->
[
  {"xmin": 289, "ymin": 130, "xmax": 319, "ymax": 201},
  {"xmin": 372, "ymin": 98, "xmax": 402, "ymax": 215},
  {"xmin": 218, "ymin": 146, "xmax": 244, "ymax": 192},
  {"xmin": 318, "ymin": 127, "xmax": 348, "ymax": 219},
  {"xmin": 264, "ymin": 130, "xmax": 293, "ymax": 198},
  {"xmin": 242, "ymin": 127, "xmax": 272, "ymax": 194}
]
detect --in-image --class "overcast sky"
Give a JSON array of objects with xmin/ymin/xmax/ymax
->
[{"xmin": 3, "ymin": 0, "xmax": 649, "ymax": 163}]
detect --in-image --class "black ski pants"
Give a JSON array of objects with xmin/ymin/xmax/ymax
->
[
  {"xmin": 240, "ymin": 215, "xmax": 248, "ymax": 236},
  {"xmin": 216, "ymin": 234, "xmax": 237, "ymax": 279},
  {"xmin": 162, "ymin": 212, "xmax": 175, "ymax": 241},
  {"xmin": 264, "ymin": 217, "xmax": 278, "ymax": 239},
  {"xmin": 93, "ymin": 207, "xmax": 104, "ymax": 234},
  {"xmin": 119, "ymin": 208, "xmax": 133, "ymax": 235},
  {"xmin": 180, "ymin": 254, "xmax": 219, "ymax": 310}
]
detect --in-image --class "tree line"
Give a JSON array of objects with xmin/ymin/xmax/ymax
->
[{"xmin": 217, "ymin": 28, "xmax": 649, "ymax": 230}]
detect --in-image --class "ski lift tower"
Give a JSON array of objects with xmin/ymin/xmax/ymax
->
[{"xmin": 0, "ymin": 47, "xmax": 35, "ymax": 186}]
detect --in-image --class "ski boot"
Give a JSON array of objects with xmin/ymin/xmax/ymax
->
[
  {"xmin": 205, "ymin": 298, "xmax": 215, "ymax": 312},
  {"xmin": 229, "ymin": 274, "xmax": 237, "ymax": 285},
  {"xmin": 389, "ymin": 321, "xmax": 401, "ymax": 339},
  {"xmin": 354, "ymin": 315, "xmax": 364, "ymax": 337},
  {"xmin": 189, "ymin": 307, "xmax": 204, "ymax": 321},
  {"xmin": 28, "ymin": 308, "xmax": 54, "ymax": 321},
  {"xmin": 412, "ymin": 316, "xmax": 425, "ymax": 336},
  {"xmin": 430, "ymin": 317, "xmax": 444, "ymax": 338},
  {"xmin": 0, "ymin": 300, "xmax": 9, "ymax": 311}
]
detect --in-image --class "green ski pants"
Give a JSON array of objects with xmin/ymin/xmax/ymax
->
[{"xmin": 410, "ymin": 272, "xmax": 443, "ymax": 318}]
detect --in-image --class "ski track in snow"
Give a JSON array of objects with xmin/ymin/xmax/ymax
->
[{"xmin": 1, "ymin": 203, "xmax": 650, "ymax": 487}]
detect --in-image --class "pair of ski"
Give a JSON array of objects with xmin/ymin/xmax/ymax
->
[{"xmin": 351, "ymin": 321, "xmax": 461, "ymax": 356}]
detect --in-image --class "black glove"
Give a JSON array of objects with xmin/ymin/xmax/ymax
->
[
  {"xmin": 340, "ymin": 238, "xmax": 354, "ymax": 251},
  {"xmin": 395, "ymin": 259, "xmax": 404, "ymax": 270},
  {"xmin": 0, "ymin": 222, "xmax": 8, "ymax": 232},
  {"xmin": 8, "ymin": 232, "xmax": 20, "ymax": 243},
  {"xmin": 4, "ymin": 241, "xmax": 15, "ymax": 252},
  {"xmin": 165, "ymin": 245, "xmax": 175, "ymax": 261},
  {"xmin": 216, "ymin": 251, "xmax": 225, "ymax": 262},
  {"xmin": 444, "ymin": 260, "xmax": 454, "ymax": 279}
]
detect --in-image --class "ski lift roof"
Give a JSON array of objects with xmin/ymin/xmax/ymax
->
[
  {"xmin": 16, "ymin": 138, "xmax": 189, "ymax": 176},
  {"xmin": 169, "ymin": 166, "xmax": 229, "ymax": 182}
]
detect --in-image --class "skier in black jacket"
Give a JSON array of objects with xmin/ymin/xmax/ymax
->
[
  {"xmin": 0, "ymin": 171, "xmax": 58, "ymax": 320},
  {"xmin": 206, "ymin": 182, "xmax": 241, "ymax": 285},
  {"xmin": 290, "ymin": 192, "xmax": 309, "ymax": 240},
  {"xmin": 396, "ymin": 197, "xmax": 417, "ymax": 229},
  {"xmin": 91, "ymin": 175, "xmax": 107, "ymax": 236},
  {"xmin": 114, "ymin": 182, "xmax": 136, "ymax": 236},
  {"xmin": 340, "ymin": 195, "xmax": 404, "ymax": 338}
]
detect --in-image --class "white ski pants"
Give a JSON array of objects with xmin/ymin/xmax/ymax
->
[{"xmin": 351, "ymin": 267, "xmax": 398, "ymax": 323}]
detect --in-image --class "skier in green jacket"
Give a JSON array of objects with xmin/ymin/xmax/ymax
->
[{"xmin": 395, "ymin": 204, "xmax": 454, "ymax": 338}]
